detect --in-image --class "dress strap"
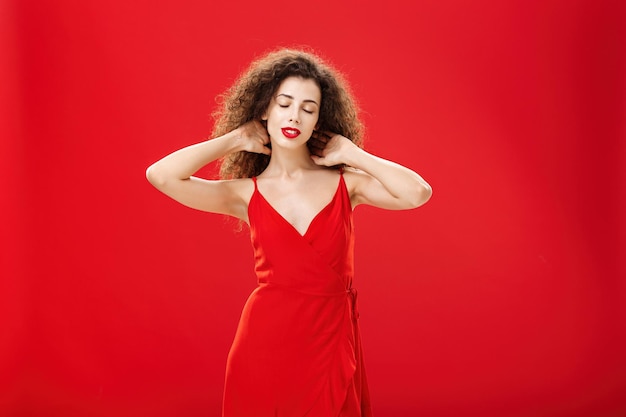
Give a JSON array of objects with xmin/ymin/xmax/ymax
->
[{"xmin": 251, "ymin": 176, "xmax": 258, "ymax": 190}]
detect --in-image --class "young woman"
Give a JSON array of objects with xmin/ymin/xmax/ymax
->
[{"xmin": 146, "ymin": 48, "xmax": 432, "ymax": 417}]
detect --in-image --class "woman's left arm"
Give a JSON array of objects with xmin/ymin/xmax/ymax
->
[{"xmin": 310, "ymin": 133, "xmax": 432, "ymax": 210}]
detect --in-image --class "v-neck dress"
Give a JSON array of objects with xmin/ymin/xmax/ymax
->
[{"xmin": 222, "ymin": 172, "xmax": 373, "ymax": 417}]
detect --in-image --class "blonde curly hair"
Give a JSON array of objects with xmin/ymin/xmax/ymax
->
[{"xmin": 213, "ymin": 47, "xmax": 364, "ymax": 179}]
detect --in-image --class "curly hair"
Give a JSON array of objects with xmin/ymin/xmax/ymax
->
[{"xmin": 213, "ymin": 47, "xmax": 364, "ymax": 179}]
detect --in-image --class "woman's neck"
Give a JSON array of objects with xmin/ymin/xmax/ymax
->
[{"xmin": 262, "ymin": 143, "xmax": 318, "ymax": 178}]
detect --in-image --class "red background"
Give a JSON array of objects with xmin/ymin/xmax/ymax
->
[{"xmin": 2, "ymin": 0, "xmax": 625, "ymax": 416}]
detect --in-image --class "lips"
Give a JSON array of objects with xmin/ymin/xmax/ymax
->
[{"xmin": 281, "ymin": 127, "xmax": 301, "ymax": 139}]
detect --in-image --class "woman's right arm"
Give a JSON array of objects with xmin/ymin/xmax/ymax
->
[{"xmin": 145, "ymin": 120, "xmax": 270, "ymax": 218}]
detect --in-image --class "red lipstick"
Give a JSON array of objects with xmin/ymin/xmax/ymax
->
[{"xmin": 281, "ymin": 127, "xmax": 301, "ymax": 139}]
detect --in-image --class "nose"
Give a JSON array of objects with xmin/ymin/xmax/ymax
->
[{"xmin": 289, "ymin": 109, "xmax": 300, "ymax": 124}]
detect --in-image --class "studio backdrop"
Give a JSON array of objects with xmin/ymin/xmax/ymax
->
[{"xmin": 1, "ymin": 0, "xmax": 625, "ymax": 416}]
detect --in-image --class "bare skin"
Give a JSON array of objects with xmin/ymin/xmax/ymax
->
[{"xmin": 146, "ymin": 77, "xmax": 432, "ymax": 234}]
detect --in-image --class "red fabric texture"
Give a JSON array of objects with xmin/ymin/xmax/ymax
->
[{"xmin": 223, "ymin": 171, "xmax": 372, "ymax": 417}]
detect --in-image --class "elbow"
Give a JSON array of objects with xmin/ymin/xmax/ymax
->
[
  {"xmin": 408, "ymin": 182, "xmax": 432, "ymax": 208},
  {"xmin": 146, "ymin": 164, "xmax": 167, "ymax": 189}
]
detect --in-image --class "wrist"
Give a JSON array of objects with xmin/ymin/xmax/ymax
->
[
  {"xmin": 342, "ymin": 144, "xmax": 366, "ymax": 167},
  {"xmin": 221, "ymin": 129, "xmax": 247, "ymax": 153}
]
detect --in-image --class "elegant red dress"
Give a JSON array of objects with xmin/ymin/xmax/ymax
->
[{"xmin": 223, "ymin": 172, "xmax": 373, "ymax": 417}]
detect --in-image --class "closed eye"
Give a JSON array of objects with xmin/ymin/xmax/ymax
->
[{"xmin": 278, "ymin": 104, "xmax": 314, "ymax": 114}]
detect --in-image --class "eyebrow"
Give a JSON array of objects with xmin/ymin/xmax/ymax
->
[{"xmin": 276, "ymin": 93, "xmax": 319, "ymax": 106}]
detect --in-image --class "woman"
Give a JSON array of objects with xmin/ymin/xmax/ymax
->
[{"xmin": 146, "ymin": 48, "xmax": 432, "ymax": 417}]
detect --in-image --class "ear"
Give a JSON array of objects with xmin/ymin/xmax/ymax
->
[{"xmin": 262, "ymin": 112, "xmax": 268, "ymax": 121}]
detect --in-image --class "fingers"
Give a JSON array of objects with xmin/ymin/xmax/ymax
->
[
  {"xmin": 247, "ymin": 120, "xmax": 270, "ymax": 153},
  {"xmin": 310, "ymin": 154, "xmax": 325, "ymax": 165},
  {"xmin": 252, "ymin": 121, "xmax": 269, "ymax": 142},
  {"xmin": 307, "ymin": 137, "xmax": 326, "ymax": 158},
  {"xmin": 310, "ymin": 154, "xmax": 335, "ymax": 167},
  {"xmin": 319, "ymin": 131, "xmax": 336, "ymax": 139},
  {"xmin": 251, "ymin": 142, "xmax": 271, "ymax": 156},
  {"xmin": 257, "ymin": 136, "xmax": 271, "ymax": 155},
  {"xmin": 237, "ymin": 120, "xmax": 271, "ymax": 155},
  {"xmin": 308, "ymin": 136, "xmax": 326, "ymax": 149},
  {"xmin": 259, "ymin": 145, "xmax": 272, "ymax": 155},
  {"xmin": 309, "ymin": 130, "xmax": 329, "ymax": 145}
]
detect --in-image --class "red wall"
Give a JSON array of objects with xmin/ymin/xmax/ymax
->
[{"xmin": 2, "ymin": 0, "xmax": 625, "ymax": 416}]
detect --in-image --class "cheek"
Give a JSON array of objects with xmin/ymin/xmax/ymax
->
[
  {"xmin": 264, "ymin": 103, "xmax": 281, "ymax": 121},
  {"xmin": 265, "ymin": 110, "xmax": 280, "ymax": 126}
]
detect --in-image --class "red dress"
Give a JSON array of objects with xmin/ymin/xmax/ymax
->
[{"xmin": 223, "ymin": 171, "xmax": 373, "ymax": 417}]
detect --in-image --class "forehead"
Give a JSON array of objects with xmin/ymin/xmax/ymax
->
[{"xmin": 276, "ymin": 77, "xmax": 321, "ymax": 103}]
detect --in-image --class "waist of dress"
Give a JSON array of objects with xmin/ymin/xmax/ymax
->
[
  {"xmin": 258, "ymin": 281, "xmax": 349, "ymax": 297},
  {"xmin": 258, "ymin": 282, "xmax": 360, "ymax": 320}
]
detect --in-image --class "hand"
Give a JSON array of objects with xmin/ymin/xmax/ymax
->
[
  {"xmin": 309, "ymin": 132, "xmax": 356, "ymax": 166},
  {"xmin": 233, "ymin": 120, "xmax": 271, "ymax": 155}
]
